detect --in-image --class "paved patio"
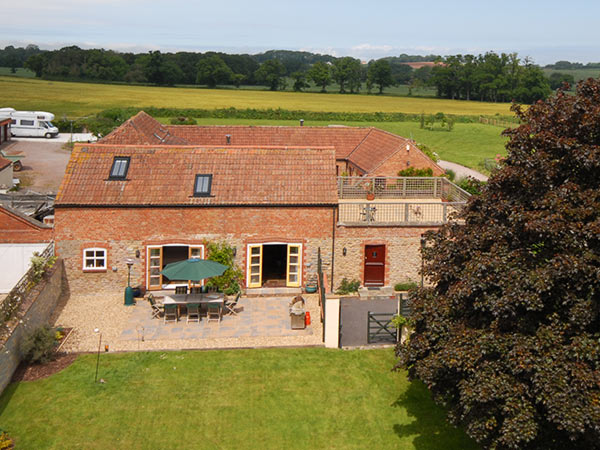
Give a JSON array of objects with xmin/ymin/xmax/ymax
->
[
  {"xmin": 121, "ymin": 297, "xmax": 313, "ymax": 341},
  {"xmin": 52, "ymin": 292, "xmax": 322, "ymax": 353}
]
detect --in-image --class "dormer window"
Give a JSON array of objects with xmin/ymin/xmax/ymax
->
[
  {"xmin": 109, "ymin": 156, "xmax": 130, "ymax": 180},
  {"xmin": 194, "ymin": 174, "xmax": 212, "ymax": 197}
]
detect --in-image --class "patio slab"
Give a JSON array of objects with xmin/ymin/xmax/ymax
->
[
  {"xmin": 52, "ymin": 292, "xmax": 322, "ymax": 353},
  {"xmin": 121, "ymin": 297, "xmax": 312, "ymax": 341}
]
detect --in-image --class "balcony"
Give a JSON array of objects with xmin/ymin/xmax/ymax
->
[{"xmin": 337, "ymin": 177, "xmax": 470, "ymax": 226}]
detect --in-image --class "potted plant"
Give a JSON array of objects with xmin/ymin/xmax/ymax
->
[{"xmin": 305, "ymin": 281, "xmax": 318, "ymax": 293}]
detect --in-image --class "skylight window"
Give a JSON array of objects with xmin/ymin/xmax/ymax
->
[
  {"xmin": 194, "ymin": 174, "xmax": 212, "ymax": 196},
  {"xmin": 109, "ymin": 156, "xmax": 130, "ymax": 179}
]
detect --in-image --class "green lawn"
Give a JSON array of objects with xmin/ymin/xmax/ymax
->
[
  {"xmin": 167, "ymin": 117, "xmax": 508, "ymax": 170},
  {"xmin": 0, "ymin": 67, "xmax": 35, "ymax": 78},
  {"xmin": 0, "ymin": 76, "xmax": 513, "ymax": 119},
  {"xmin": 0, "ymin": 348, "xmax": 477, "ymax": 449}
]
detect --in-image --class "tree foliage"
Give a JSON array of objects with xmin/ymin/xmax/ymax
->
[
  {"xmin": 367, "ymin": 59, "xmax": 394, "ymax": 94},
  {"xmin": 196, "ymin": 54, "xmax": 233, "ymax": 87},
  {"xmin": 254, "ymin": 59, "xmax": 287, "ymax": 91},
  {"xmin": 332, "ymin": 57, "xmax": 361, "ymax": 93},
  {"xmin": 308, "ymin": 61, "xmax": 332, "ymax": 92},
  {"xmin": 397, "ymin": 79, "xmax": 600, "ymax": 449},
  {"xmin": 431, "ymin": 52, "xmax": 551, "ymax": 103}
]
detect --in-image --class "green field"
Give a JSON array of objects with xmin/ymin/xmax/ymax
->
[
  {"xmin": 163, "ymin": 117, "xmax": 508, "ymax": 170},
  {"xmin": 542, "ymin": 67, "xmax": 600, "ymax": 83},
  {"xmin": 0, "ymin": 76, "xmax": 513, "ymax": 119},
  {"xmin": 0, "ymin": 67, "xmax": 35, "ymax": 78},
  {"xmin": 0, "ymin": 348, "xmax": 477, "ymax": 449}
]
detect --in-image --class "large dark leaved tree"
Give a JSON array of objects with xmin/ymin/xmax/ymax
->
[{"xmin": 397, "ymin": 79, "xmax": 600, "ymax": 449}]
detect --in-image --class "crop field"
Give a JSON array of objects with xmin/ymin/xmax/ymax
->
[
  {"xmin": 0, "ymin": 76, "xmax": 513, "ymax": 118},
  {"xmin": 159, "ymin": 117, "xmax": 508, "ymax": 170}
]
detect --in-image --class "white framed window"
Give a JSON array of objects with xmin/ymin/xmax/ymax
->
[{"xmin": 83, "ymin": 248, "xmax": 107, "ymax": 270}]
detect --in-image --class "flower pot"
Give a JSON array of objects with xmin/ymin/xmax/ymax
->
[
  {"xmin": 366, "ymin": 193, "xmax": 375, "ymax": 201},
  {"xmin": 305, "ymin": 284, "xmax": 317, "ymax": 293}
]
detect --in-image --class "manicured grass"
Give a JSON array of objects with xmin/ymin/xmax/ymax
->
[
  {"xmin": 164, "ymin": 117, "xmax": 508, "ymax": 170},
  {"xmin": 0, "ymin": 76, "xmax": 513, "ymax": 119},
  {"xmin": 0, "ymin": 348, "xmax": 478, "ymax": 449}
]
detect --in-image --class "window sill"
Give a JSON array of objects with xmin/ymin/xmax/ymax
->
[{"xmin": 83, "ymin": 268, "xmax": 107, "ymax": 273}]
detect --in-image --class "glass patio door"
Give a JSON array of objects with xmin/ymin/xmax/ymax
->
[
  {"xmin": 148, "ymin": 247, "xmax": 162, "ymax": 290},
  {"xmin": 286, "ymin": 244, "xmax": 301, "ymax": 287},
  {"xmin": 248, "ymin": 245, "xmax": 262, "ymax": 288}
]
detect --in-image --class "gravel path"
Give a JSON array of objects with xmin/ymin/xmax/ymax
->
[{"xmin": 438, "ymin": 160, "xmax": 488, "ymax": 181}]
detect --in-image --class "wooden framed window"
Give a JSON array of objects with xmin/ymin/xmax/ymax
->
[
  {"xmin": 247, "ymin": 245, "xmax": 262, "ymax": 288},
  {"xmin": 286, "ymin": 244, "xmax": 301, "ymax": 287},
  {"xmin": 83, "ymin": 248, "xmax": 106, "ymax": 271}
]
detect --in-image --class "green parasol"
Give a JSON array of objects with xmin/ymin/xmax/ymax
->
[{"xmin": 161, "ymin": 258, "xmax": 228, "ymax": 282}]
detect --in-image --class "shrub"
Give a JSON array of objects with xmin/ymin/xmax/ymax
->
[
  {"xmin": 394, "ymin": 281, "xmax": 417, "ymax": 291},
  {"xmin": 169, "ymin": 116, "xmax": 197, "ymax": 125},
  {"xmin": 456, "ymin": 176, "xmax": 484, "ymax": 195},
  {"xmin": 206, "ymin": 242, "xmax": 243, "ymax": 294},
  {"xmin": 397, "ymin": 167, "xmax": 434, "ymax": 177},
  {"xmin": 336, "ymin": 278, "xmax": 360, "ymax": 295},
  {"xmin": 444, "ymin": 169, "xmax": 456, "ymax": 181},
  {"xmin": 21, "ymin": 325, "xmax": 58, "ymax": 364}
]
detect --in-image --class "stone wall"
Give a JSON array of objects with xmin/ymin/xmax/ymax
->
[
  {"xmin": 0, "ymin": 259, "xmax": 65, "ymax": 395},
  {"xmin": 333, "ymin": 225, "xmax": 438, "ymax": 289}
]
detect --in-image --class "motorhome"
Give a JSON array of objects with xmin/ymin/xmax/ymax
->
[{"xmin": 0, "ymin": 108, "xmax": 59, "ymax": 138}]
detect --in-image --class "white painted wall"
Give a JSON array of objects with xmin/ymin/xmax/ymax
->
[
  {"xmin": 324, "ymin": 297, "xmax": 340, "ymax": 348},
  {"xmin": 0, "ymin": 243, "xmax": 49, "ymax": 293}
]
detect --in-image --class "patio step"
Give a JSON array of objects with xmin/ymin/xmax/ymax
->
[{"xmin": 245, "ymin": 287, "xmax": 302, "ymax": 297}]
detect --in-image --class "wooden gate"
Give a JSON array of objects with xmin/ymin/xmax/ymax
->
[{"xmin": 367, "ymin": 312, "xmax": 397, "ymax": 344}]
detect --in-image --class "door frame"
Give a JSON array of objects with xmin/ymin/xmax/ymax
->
[
  {"xmin": 146, "ymin": 243, "xmax": 205, "ymax": 290},
  {"xmin": 363, "ymin": 244, "xmax": 386, "ymax": 287},
  {"xmin": 246, "ymin": 242, "xmax": 303, "ymax": 289}
]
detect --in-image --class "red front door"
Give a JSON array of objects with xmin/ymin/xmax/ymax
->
[{"xmin": 364, "ymin": 245, "xmax": 385, "ymax": 286}]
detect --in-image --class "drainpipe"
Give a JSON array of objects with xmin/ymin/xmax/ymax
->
[{"xmin": 331, "ymin": 205, "xmax": 336, "ymax": 293}]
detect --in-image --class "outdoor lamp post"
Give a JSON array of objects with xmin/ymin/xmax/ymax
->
[
  {"xmin": 124, "ymin": 258, "xmax": 135, "ymax": 306},
  {"xmin": 420, "ymin": 236, "xmax": 426, "ymax": 288}
]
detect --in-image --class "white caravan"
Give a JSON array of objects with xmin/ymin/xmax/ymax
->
[{"xmin": 0, "ymin": 108, "xmax": 59, "ymax": 138}]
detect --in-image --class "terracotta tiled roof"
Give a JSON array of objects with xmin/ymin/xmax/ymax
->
[
  {"xmin": 166, "ymin": 124, "xmax": 370, "ymax": 159},
  {"xmin": 99, "ymin": 112, "xmax": 443, "ymax": 175},
  {"xmin": 100, "ymin": 111, "xmax": 188, "ymax": 145},
  {"xmin": 55, "ymin": 144, "xmax": 338, "ymax": 206},
  {"xmin": 0, "ymin": 156, "xmax": 12, "ymax": 171}
]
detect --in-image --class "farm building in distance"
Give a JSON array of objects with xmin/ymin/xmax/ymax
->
[{"xmin": 53, "ymin": 112, "xmax": 468, "ymax": 294}]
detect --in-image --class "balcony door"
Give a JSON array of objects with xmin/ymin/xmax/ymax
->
[{"xmin": 364, "ymin": 245, "xmax": 385, "ymax": 286}]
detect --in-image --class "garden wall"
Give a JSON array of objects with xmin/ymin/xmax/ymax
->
[{"xmin": 0, "ymin": 259, "xmax": 65, "ymax": 395}]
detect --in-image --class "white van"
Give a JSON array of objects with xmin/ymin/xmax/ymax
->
[{"xmin": 0, "ymin": 108, "xmax": 60, "ymax": 138}]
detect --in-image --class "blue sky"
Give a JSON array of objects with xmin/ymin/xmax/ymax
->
[{"xmin": 2, "ymin": 0, "xmax": 599, "ymax": 64}]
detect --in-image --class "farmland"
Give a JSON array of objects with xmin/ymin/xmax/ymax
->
[{"xmin": 0, "ymin": 76, "xmax": 513, "ymax": 118}]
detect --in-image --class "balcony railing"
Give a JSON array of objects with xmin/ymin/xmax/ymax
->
[
  {"xmin": 338, "ymin": 202, "xmax": 466, "ymax": 226},
  {"xmin": 337, "ymin": 176, "xmax": 471, "ymax": 203}
]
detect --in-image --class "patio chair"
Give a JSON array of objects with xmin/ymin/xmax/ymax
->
[
  {"xmin": 206, "ymin": 303, "xmax": 222, "ymax": 323},
  {"xmin": 224, "ymin": 292, "xmax": 241, "ymax": 316},
  {"xmin": 148, "ymin": 294, "xmax": 163, "ymax": 319},
  {"xmin": 187, "ymin": 303, "xmax": 201, "ymax": 323},
  {"xmin": 175, "ymin": 286, "xmax": 187, "ymax": 294},
  {"xmin": 190, "ymin": 287, "xmax": 203, "ymax": 294},
  {"xmin": 164, "ymin": 304, "xmax": 178, "ymax": 324}
]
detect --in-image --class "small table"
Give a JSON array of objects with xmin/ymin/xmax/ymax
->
[{"xmin": 163, "ymin": 293, "xmax": 225, "ymax": 318}]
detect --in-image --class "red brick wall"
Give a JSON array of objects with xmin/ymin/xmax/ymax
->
[
  {"xmin": 54, "ymin": 206, "xmax": 336, "ymax": 292},
  {"xmin": 371, "ymin": 147, "xmax": 445, "ymax": 177},
  {"xmin": 0, "ymin": 208, "xmax": 53, "ymax": 243}
]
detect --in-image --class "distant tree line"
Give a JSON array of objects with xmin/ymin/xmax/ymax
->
[
  {"xmin": 430, "ymin": 52, "xmax": 552, "ymax": 103},
  {"xmin": 0, "ymin": 45, "xmax": 586, "ymax": 103},
  {"xmin": 545, "ymin": 60, "xmax": 600, "ymax": 69}
]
